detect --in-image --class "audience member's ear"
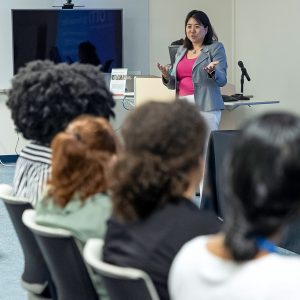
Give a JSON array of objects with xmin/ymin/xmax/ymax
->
[
  {"xmin": 197, "ymin": 156, "xmax": 205, "ymax": 178},
  {"xmin": 183, "ymin": 156, "xmax": 205, "ymax": 200},
  {"xmin": 108, "ymin": 154, "xmax": 118, "ymax": 170}
]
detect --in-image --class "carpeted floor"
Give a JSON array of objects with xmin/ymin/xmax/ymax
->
[{"xmin": 0, "ymin": 164, "xmax": 26, "ymax": 300}]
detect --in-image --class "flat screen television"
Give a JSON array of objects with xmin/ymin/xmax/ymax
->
[{"xmin": 12, "ymin": 9, "xmax": 123, "ymax": 74}]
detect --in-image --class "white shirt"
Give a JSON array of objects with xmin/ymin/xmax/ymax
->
[{"xmin": 169, "ymin": 236, "xmax": 300, "ymax": 300}]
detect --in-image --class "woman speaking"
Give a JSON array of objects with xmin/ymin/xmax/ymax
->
[{"xmin": 158, "ymin": 10, "xmax": 227, "ymax": 131}]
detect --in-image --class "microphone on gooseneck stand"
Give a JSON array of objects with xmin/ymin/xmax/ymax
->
[
  {"xmin": 238, "ymin": 61, "xmax": 251, "ymax": 82},
  {"xmin": 223, "ymin": 60, "xmax": 253, "ymax": 102},
  {"xmin": 232, "ymin": 60, "xmax": 252, "ymax": 100}
]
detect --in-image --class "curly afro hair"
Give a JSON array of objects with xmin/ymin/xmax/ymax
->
[{"xmin": 7, "ymin": 60, "xmax": 115, "ymax": 145}]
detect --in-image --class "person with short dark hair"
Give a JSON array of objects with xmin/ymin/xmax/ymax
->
[
  {"xmin": 78, "ymin": 40, "xmax": 101, "ymax": 66},
  {"xmin": 103, "ymin": 100, "xmax": 221, "ymax": 300},
  {"xmin": 169, "ymin": 112, "xmax": 300, "ymax": 300},
  {"xmin": 7, "ymin": 60, "xmax": 115, "ymax": 205},
  {"xmin": 157, "ymin": 10, "xmax": 227, "ymax": 132}
]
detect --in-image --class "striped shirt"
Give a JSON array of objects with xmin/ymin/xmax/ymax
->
[{"xmin": 13, "ymin": 143, "xmax": 52, "ymax": 207}]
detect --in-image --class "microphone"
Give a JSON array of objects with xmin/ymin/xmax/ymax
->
[{"xmin": 238, "ymin": 61, "xmax": 251, "ymax": 81}]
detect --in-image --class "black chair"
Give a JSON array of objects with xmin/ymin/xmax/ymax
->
[
  {"xmin": 101, "ymin": 59, "xmax": 114, "ymax": 73},
  {"xmin": 201, "ymin": 130, "xmax": 240, "ymax": 219},
  {"xmin": 168, "ymin": 39, "xmax": 184, "ymax": 66},
  {"xmin": 279, "ymin": 217, "xmax": 300, "ymax": 255},
  {"xmin": 22, "ymin": 209, "xmax": 98, "ymax": 300},
  {"xmin": 83, "ymin": 239, "xmax": 160, "ymax": 300},
  {"xmin": 0, "ymin": 184, "xmax": 56, "ymax": 300}
]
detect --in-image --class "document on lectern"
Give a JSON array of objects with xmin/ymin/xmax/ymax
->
[{"xmin": 110, "ymin": 68, "xmax": 128, "ymax": 95}]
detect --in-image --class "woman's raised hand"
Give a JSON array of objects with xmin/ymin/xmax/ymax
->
[
  {"xmin": 204, "ymin": 60, "xmax": 219, "ymax": 74},
  {"xmin": 157, "ymin": 63, "xmax": 171, "ymax": 80}
]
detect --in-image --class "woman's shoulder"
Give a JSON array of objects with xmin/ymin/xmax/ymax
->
[
  {"xmin": 264, "ymin": 254, "xmax": 300, "ymax": 271},
  {"xmin": 176, "ymin": 45, "xmax": 187, "ymax": 54},
  {"xmin": 36, "ymin": 189, "xmax": 56, "ymax": 213},
  {"xmin": 206, "ymin": 41, "xmax": 224, "ymax": 50},
  {"xmin": 36, "ymin": 191, "xmax": 111, "ymax": 215},
  {"xmin": 178, "ymin": 235, "xmax": 210, "ymax": 255},
  {"xmin": 169, "ymin": 236, "xmax": 210, "ymax": 277},
  {"xmin": 89, "ymin": 192, "xmax": 111, "ymax": 205}
]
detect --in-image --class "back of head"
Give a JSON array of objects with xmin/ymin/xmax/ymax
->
[
  {"xmin": 223, "ymin": 112, "xmax": 300, "ymax": 261},
  {"xmin": 49, "ymin": 115, "xmax": 118, "ymax": 207},
  {"xmin": 7, "ymin": 60, "xmax": 115, "ymax": 145},
  {"xmin": 78, "ymin": 41, "xmax": 101, "ymax": 65},
  {"xmin": 111, "ymin": 100, "xmax": 207, "ymax": 221}
]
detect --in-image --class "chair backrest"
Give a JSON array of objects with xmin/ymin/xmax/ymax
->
[
  {"xmin": 0, "ymin": 184, "xmax": 55, "ymax": 299},
  {"xmin": 201, "ymin": 130, "xmax": 240, "ymax": 219},
  {"xmin": 22, "ymin": 209, "xmax": 98, "ymax": 300},
  {"xmin": 168, "ymin": 44, "xmax": 180, "ymax": 65},
  {"xmin": 101, "ymin": 59, "xmax": 114, "ymax": 73},
  {"xmin": 83, "ymin": 239, "xmax": 160, "ymax": 300}
]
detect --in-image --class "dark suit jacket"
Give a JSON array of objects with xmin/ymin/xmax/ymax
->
[{"xmin": 103, "ymin": 197, "xmax": 221, "ymax": 300}]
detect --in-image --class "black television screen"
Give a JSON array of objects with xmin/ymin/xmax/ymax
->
[{"xmin": 12, "ymin": 9, "xmax": 123, "ymax": 74}]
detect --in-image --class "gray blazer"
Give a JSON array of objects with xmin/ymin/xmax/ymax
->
[{"xmin": 164, "ymin": 41, "xmax": 227, "ymax": 112}]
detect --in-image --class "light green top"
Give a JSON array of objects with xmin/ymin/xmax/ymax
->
[
  {"xmin": 36, "ymin": 192, "xmax": 112, "ymax": 243},
  {"xmin": 36, "ymin": 192, "xmax": 112, "ymax": 300}
]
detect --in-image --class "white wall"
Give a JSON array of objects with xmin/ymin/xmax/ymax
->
[
  {"xmin": 224, "ymin": 0, "xmax": 300, "ymax": 128},
  {"xmin": 0, "ymin": 93, "xmax": 27, "ymax": 154}
]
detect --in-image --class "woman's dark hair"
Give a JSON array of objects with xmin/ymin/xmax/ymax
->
[
  {"xmin": 184, "ymin": 10, "xmax": 218, "ymax": 49},
  {"xmin": 7, "ymin": 60, "xmax": 115, "ymax": 145},
  {"xmin": 48, "ymin": 115, "xmax": 118, "ymax": 207},
  {"xmin": 223, "ymin": 113, "xmax": 300, "ymax": 261},
  {"xmin": 110, "ymin": 100, "xmax": 208, "ymax": 221}
]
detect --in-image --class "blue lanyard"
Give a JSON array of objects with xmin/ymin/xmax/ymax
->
[{"xmin": 255, "ymin": 237, "xmax": 277, "ymax": 253}]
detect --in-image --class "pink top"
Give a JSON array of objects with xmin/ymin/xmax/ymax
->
[{"xmin": 176, "ymin": 55, "xmax": 197, "ymax": 96}]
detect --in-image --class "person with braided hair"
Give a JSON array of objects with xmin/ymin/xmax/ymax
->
[
  {"xmin": 7, "ymin": 60, "xmax": 115, "ymax": 206},
  {"xmin": 169, "ymin": 112, "xmax": 300, "ymax": 300},
  {"xmin": 103, "ymin": 100, "xmax": 221, "ymax": 300}
]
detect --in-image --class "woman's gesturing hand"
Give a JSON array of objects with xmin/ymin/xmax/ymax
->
[
  {"xmin": 204, "ymin": 60, "xmax": 219, "ymax": 74},
  {"xmin": 157, "ymin": 63, "xmax": 171, "ymax": 80}
]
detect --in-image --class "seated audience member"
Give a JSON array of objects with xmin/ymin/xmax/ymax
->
[
  {"xmin": 36, "ymin": 115, "xmax": 118, "ymax": 300},
  {"xmin": 169, "ymin": 113, "xmax": 300, "ymax": 300},
  {"xmin": 103, "ymin": 100, "xmax": 221, "ymax": 300},
  {"xmin": 78, "ymin": 40, "xmax": 101, "ymax": 66},
  {"xmin": 7, "ymin": 60, "xmax": 115, "ymax": 206}
]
